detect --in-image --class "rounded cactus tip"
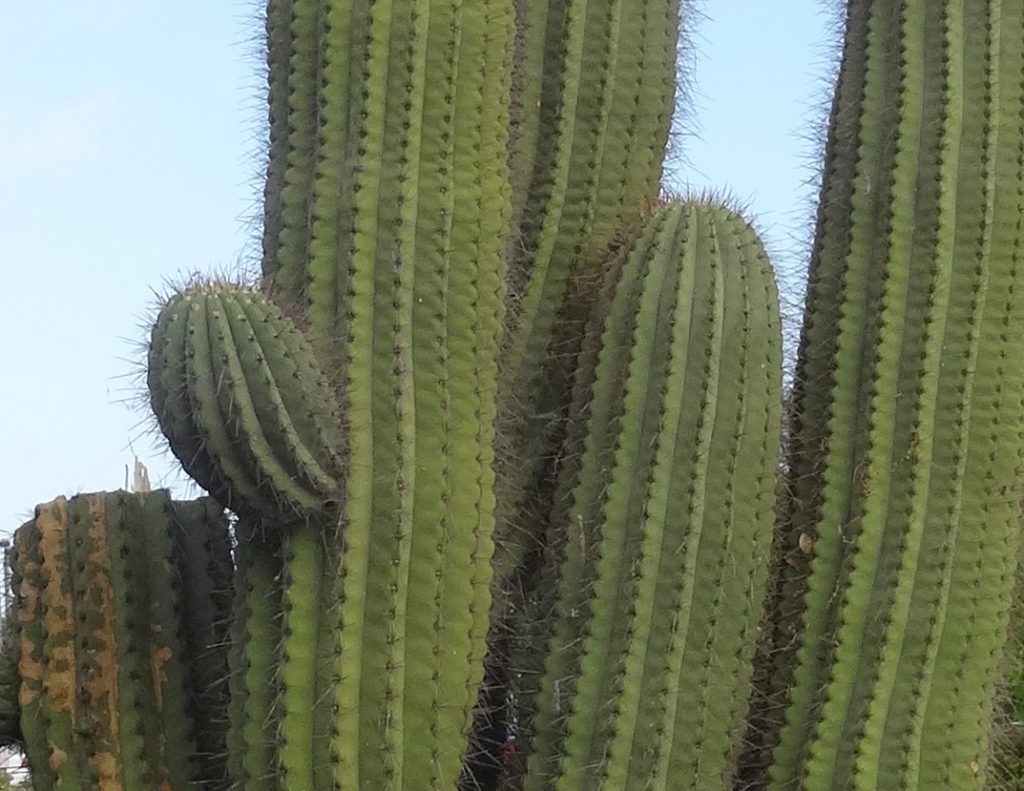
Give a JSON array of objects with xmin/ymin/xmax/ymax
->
[{"xmin": 147, "ymin": 281, "xmax": 346, "ymax": 528}]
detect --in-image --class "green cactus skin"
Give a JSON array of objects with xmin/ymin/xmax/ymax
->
[
  {"xmin": 492, "ymin": 0, "xmax": 684, "ymax": 579},
  {"xmin": 148, "ymin": 283, "xmax": 346, "ymax": 526},
  {"xmin": 9, "ymin": 491, "xmax": 232, "ymax": 791},
  {"xmin": 521, "ymin": 201, "xmax": 782, "ymax": 790},
  {"xmin": 747, "ymin": 2, "xmax": 1024, "ymax": 790}
]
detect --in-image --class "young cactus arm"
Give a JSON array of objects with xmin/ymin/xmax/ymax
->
[
  {"xmin": 148, "ymin": 283, "xmax": 346, "ymax": 526},
  {"xmin": 757, "ymin": 2, "xmax": 1024, "ymax": 789},
  {"xmin": 524, "ymin": 201, "xmax": 782, "ymax": 790}
]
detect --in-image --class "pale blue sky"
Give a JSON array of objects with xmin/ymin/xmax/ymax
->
[{"xmin": 1, "ymin": 2, "xmax": 832, "ymax": 527}]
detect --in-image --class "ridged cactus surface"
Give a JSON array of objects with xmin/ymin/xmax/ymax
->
[
  {"xmin": 524, "ymin": 201, "xmax": 781, "ymax": 790},
  {"xmin": 754, "ymin": 2, "xmax": 1024, "ymax": 789},
  {"xmin": 9, "ymin": 491, "xmax": 231, "ymax": 791},
  {"xmin": 149, "ymin": 1, "xmax": 517, "ymax": 788},
  {"xmin": 493, "ymin": 0, "xmax": 683, "ymax": 577}
]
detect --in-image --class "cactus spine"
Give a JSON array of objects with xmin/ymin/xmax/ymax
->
[
  {"xmin": 754, "ymin": 2, "xmax": 1024, "ymax": 789},
  {"xmin": 8, "ymin": 491, "xmax": 232, "ymax": 790},
  {"xmin": 524, "ymin": 201, "xmax": 782, "ymax": 790}
]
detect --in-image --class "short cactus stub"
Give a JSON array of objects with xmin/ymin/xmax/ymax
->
[
  {"xmin": 9, "ymin": 490, "xmax": 232, "ymax": 791},
  {"xmin": 148, "ymin": 283, "xmax": 346, "ymax": 526},
  {"xmin": 524, "ymin": 201, "xmax": 782, "ymax": 790}
]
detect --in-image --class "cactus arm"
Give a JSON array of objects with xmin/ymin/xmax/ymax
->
[
  {"xmin": 557, "ymin": 206, "xmax": 708, "ymax": 788},
  {"xmin": 150, "ymin": 286, "xmax": 346, "ymax": 524},
  {"xmin": 494, "ymin": 0, "xmax": 681, "ymax": 582},
  {"xmin": 524, "ymin": 202, "xmax": 781, "ymax": 791},
  {"xmin": 320, "ymin": 0, "xmax": 513, "ymax": 785},
  {"xmin": 653, "ymin": 210, "xmax": 781, "ymax": 788},
  {"xmin": 10, "ymin": 492, "xmax": 231, "ymax": 789}
]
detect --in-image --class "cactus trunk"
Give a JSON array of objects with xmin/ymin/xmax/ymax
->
[
  {"xmin": 750, "ymin": 2, "xmax": 1024, "ymax": 789},
  {"xmin": 148, "ymin": 1, "xmax": 517, "ymax": 788}
]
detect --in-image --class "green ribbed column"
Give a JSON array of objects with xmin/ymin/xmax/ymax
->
[
  {"xmin": 7, "ymin": 491, "xmax": 232, "ymax": 791},
  {"xmin": 753, "ymin": 2, "xmax": 1024, "ymax": 789},
  {"xmin": 524, "ymin": 201, "xmax": 782, "ymax": 790},
  {"xmin": 150, "ymin": 0, "xmax": 514, "ymax": 787}
]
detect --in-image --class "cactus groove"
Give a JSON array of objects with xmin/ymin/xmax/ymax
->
[
  {"xmin": 524, "ymin": 201, "xmax": 782, "ymax": 790},
  {"xmin": 754, "ymin": 2, "xmax": 1024, "ymax": 789},
  {"xmin": 8, "ymin": 491, "xmax": 232, "ymax": 791}
]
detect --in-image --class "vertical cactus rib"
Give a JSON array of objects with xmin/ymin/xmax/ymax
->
[
  {"xmin": 37, "ymin": 497, "xmax": 85, "ymax": 788},
  {"xmin": 762, "ymin": 1, "xmax": 1024, "ymax": 789},
  {"xmin": 269, "ymin": 0, "xmax": 324, "ymax": 308},
  {"xmin": 167, "ymin": 497, "xmax": 234, "ymax": 786},
  {"xmin": 14, "ymin": 511, "xmax": 56, "ymax": 790},
  {"xmin": 524, "ymin": 201, "xmax": 782, "ymax": 791},
  {"xmin": 261, "ymin": 0, "xmax": 294, "ymax": 286},
  {"xmin": 227, "ymin": 521, "xmax": 282, "ymax": 791}
]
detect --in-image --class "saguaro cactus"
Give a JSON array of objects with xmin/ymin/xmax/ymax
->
[
  {"xmin": 523, "ymin": 201, "xmax": 782, "ymax": 790},
  {"xmin": 752, "ymin": 2, "xmax": 1024, "ymax": 789},
  {"xmin": 8, "ymin": 491, "xmax": 231, "ymax": 790}
]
